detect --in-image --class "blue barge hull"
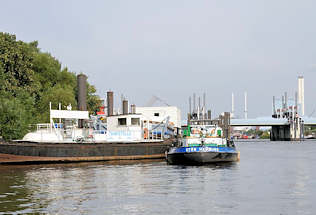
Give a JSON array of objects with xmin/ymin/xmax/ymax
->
[{"xmin": 166, "ymin": 146, "xmax": 239, "ymax": 165}]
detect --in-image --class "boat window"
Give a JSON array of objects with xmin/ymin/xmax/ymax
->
[
  {"xmin": 154, "ymin": 113, "xmax": 159, "ymax": 117},
  {"xmin": 118, "ymin": 118, "xmax": 127, "ymax": 126},
  {"xmin": 131, "ymin": 118, "xmax": 140, "ymax": 125}
]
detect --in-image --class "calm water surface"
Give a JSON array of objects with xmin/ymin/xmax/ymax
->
[{"xmin": 1, "ymin": 140, "xmax": 316, "ymax": 214}]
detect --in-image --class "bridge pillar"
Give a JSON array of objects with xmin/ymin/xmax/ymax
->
[
  {"xmin": 271, "ymin": 119, "xmax": 303, "ymax": 141},
  {"xmin": 271, "ymin": 125, "xmax": 291, "ymax": 141},
  {"xmin": 289, "ymin": 118, "xmax": 303, "ymax": 141}
]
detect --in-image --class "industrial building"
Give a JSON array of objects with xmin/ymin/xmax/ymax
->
[{"xmin": 136, "ymin": 106, "xmax": 181, "ymax": 129}]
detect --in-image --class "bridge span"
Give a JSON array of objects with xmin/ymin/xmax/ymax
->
[
  {"xmin": 231, "ymin": 117, "xmax": 316, "ymax": 127},
  {"xmin": 230, "ymin": 116, "xmax": 316, "ymax": 141}
]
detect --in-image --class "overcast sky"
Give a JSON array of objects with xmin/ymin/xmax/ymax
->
[{"xmin": 1, "ymin": 0, "xmax": 316, "ymax": 118}]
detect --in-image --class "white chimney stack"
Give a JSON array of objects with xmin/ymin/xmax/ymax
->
[
  {"xmin": 244, "ymin": 92, "xmax": 248, "ymax": 119},
  {"xmin": 298, "ymin": 76, "xmax": 304, "ymax": 116}
]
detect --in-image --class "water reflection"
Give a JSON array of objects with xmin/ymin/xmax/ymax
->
[
  {"xmin": 0, "ymin": 141, "xmax": 316, "ymax": 214},
  {"xmin": 0, "ymin": 166, "xmax": 48, "ymax": 214}
]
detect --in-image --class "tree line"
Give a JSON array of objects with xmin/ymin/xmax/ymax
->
[{"xmin": 0, "ymin": 32, "xmax": 100, "ymax": 140}]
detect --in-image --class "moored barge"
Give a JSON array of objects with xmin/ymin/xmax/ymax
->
[{"xmin": 0, "ymin": 140, "xmax": 173, "ymax": 164}]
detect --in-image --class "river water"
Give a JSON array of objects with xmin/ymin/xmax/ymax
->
[{"xmin": 0, "ymin": 140, "xmax": 316, "ymax": 215}]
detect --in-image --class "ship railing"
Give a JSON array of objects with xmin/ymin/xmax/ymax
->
[
  {"xmin": 142, "ymin": 124, "xmax": 164, "ymax": 141},
  {"xmin": 150, "ymin": 128, "xmax": 164, "ymax": 141},
  {"xmin": 142, "ymin": 116, "xmax": 173, "ymax": 142},
  {"xmin": 29, "ymin": 123, "xmax": 63, "ymax": 142},
  {"xmin": 35, "ymin": 123, "xmax": 63, "ymax": 131},
  {"xmin": 36, "ymin": 123, "xmax": 52, "ymax": 132},
  {"xmin": 51, "ymin": 120, "xmax": 64, "ymax": 141}
]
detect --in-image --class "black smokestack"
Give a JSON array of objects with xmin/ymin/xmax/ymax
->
[
  {"xmin": 77, "ymin": 74, "xmax": 87, "ymax": 128},
  {"xmin": 107, "ymin": 91, "xmax": 114, "ymax": 116},
  {"xmin": 77, "ymin": 74, "xmax": 87, "ymax": 111},
  {"xmin": 130, "ymin": 104, "xmax": 136, "ymax": 114},
  {"xmin": 123, "ymin": 100, "xmax": 128, "ymax": 115}
]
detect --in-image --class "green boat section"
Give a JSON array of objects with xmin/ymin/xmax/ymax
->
[
  {"xmin": 181, "ymin": 124, "xmax": 228, "ymax": 147},
  {"xmin": 188, "ymin": 143, "xmax": 226, "ymax": 147},
  {"xmin": 183, "ymin": 124, "xmax": 223, "ymax": 138}
]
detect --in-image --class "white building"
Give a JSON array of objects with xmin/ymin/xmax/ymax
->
[{"xmin": 135, "ymin": 106, "xmax": 181, "ymax": 128}]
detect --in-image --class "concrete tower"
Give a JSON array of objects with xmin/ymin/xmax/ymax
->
[{"xmin": 298, "ymin": 76, "xmax": 304, "ymax": 116}]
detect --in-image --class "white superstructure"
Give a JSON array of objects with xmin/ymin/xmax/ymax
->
[
  {"xmin": 23, "ymin": 107, "xmax": 90, "ymax": 143},
  {"xmin": 181, "ymin": 125, "xmax": 227, "ymax": 147},
  {"xmin": 22, "ymin": 103, "xmax": 178, "ymax": 143}
]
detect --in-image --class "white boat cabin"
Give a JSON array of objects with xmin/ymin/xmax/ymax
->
[{"xmin": 106, "ymin": 114, "xmax": 143, "ymax": 142}]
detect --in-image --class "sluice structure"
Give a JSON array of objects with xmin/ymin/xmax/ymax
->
[
  {"xmin": 231, "ymin": 91, "xmax": 305, "ymax": 141},
  {"xmin": 230, "ymin": 76, "xmax": 316, "ymax": 141},
  {"xmin": 270, "ymin": 76, "xmax": 305, "ymax": 141},
  {"xmin": 270, "ymin": 92, "xmax": 304, "ymax": 141}
]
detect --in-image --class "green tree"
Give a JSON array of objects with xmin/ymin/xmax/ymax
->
[
  {"xmin": 37, "ymin": 84, "xmax": 77, "ymax": 122},
  {"xmin": 0, "ymin": 33, "xmax": 36, "ymax": 95},
  {"xmin": 0, "ymin": 32, "xmax": 100, "ymax": 140},
  {"xmin": 87, "ymin": 84, "xmax": 102, "ymax": 114},
  {"xmin": 0, "ymin": 97, "xmax": 34, "ymax": 140}
]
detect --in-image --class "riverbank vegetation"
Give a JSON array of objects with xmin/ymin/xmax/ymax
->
[
  {"xmin": 244, "ymin": 129, "xmax": 270, "ymax": 139},
  {"xmin": 0, "ymin": 32, "xmax": 100, "ymax": 140}
]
